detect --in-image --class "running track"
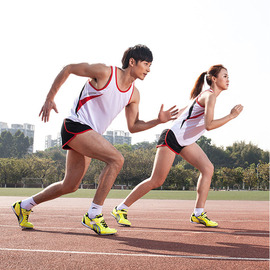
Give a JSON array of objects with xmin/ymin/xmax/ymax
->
[{"xmin": 0, "ymin": 196, "xmax": 269, "ymax": 269}]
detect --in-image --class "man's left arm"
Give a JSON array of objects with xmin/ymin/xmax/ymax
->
[{"xmin": 125, "ymin": 88, "xmax": 178, "ymax": 133}]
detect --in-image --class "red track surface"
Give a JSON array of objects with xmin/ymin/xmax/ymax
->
[{"xmin": 0, "ymin": 196, "xmax": 269, "ymax": 269}]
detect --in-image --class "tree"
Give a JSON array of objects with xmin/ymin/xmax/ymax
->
[
  {"xmin": 14, "ymin": 131, "xmax": 30, "ymax": 158},
  {"xmin": 257, "ymin": 162, "xmax": 270, "ymax": 190},
  {"xmin": 0, "ymin": 131, "xmax": 32, "ymax": 158},
  {"xmin": 0, "ymin": 131, "xmax": 14, "ymax": 158},
  {"xmin": 243, "ymin": 163, "xmax": 257, "ymax": 190}
]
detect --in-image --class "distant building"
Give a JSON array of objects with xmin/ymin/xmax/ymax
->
[
  {"xmin": 103, "ymin": 130, "xmax": 132, "ymax": 145},
  {"xmin": 45, "ymin": 133, "xmax": 61, "ymax": 149},
  {"xmin": 0, "ymin": 122, "xmax": 35, "ymax": 153}
]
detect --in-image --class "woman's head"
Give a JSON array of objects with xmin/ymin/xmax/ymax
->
[{"xmin": 190, "ymin": 65, "xmax": 228, "ymax": 99}]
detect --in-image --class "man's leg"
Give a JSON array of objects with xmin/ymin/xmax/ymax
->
[
  {"xmin": 68, "ymin": 130, "xmax": 124, "ymax": 235},
  {"xmin": 33, "ymin": 150, "xmax": 91, "ymax": 204},
  {"xmin": 12, "ymin": 150, "xmax": 90, "ymax": 229},
  {"xmin": 68, "ymin": 130, "xmax": 124, "ymax": 206}
]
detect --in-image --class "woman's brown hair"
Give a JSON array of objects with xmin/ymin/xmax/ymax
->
[{"xmin": 190, "ymin": 65, "xmax": 227, "ymax": 99}]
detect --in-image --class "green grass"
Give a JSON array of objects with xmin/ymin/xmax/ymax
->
[{"xmin": 0, "ymin": 188, "xmax": 269, "ymax": 201}]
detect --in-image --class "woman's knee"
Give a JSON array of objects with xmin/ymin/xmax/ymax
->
[
  {"xmin": 201, "ymin": 162, "xmax": 214, "ymax": 177},
  {"xmin": 148, "ymin": 177, "xmax": 166, "ymax": 190}
]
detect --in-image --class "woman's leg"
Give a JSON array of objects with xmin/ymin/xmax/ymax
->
[
  {"xmin": 180, "ymin": 143, "xmax": 214, "ymax": 209},
  {"xmin": 122, "ymin": 146, "xmax": 176, "ymax": 207}
]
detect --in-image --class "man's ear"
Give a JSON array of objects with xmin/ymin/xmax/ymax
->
[{"xmin": 129, "ymin": 58, "xmax": 136, "ymax": 67}]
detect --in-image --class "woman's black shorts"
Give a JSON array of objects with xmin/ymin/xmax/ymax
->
[
  {"xmin": 61, "ymin": 119, "xmax": 93, "ymax": 150},
  {"xmin": 156, "ymin": 129, "xmax": 185, "ymax": 155}
]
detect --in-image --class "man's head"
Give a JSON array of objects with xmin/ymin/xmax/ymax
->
[{"xmin": 122, "ymin": 44, "xmax": 153, "ymax": 69}]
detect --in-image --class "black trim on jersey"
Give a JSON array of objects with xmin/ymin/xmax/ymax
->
[
  {"xmin": 180, "ymin": 100, "xmax": 196, "ymax": 128},
  {"xmin": 75, "ymin": 84, "xmax": 86, "ymax": 114}
]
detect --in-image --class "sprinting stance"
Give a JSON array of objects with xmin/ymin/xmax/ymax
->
[
  {"xmin": 112, "ymin": 64, "xmax": 243, "ymax": 228},
  {"xmin": 12, "ymin": 45, "xmax": 178, "ymax": 235}
]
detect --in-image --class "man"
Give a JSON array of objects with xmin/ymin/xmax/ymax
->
[{"xmin": 12, "ymin": 44, "xmax": 178, "ymax": 235}]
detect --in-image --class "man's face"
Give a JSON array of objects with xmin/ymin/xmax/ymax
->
[{"xmin": 132, "ymin": 60, "xmax": 152, "ymax": 80}]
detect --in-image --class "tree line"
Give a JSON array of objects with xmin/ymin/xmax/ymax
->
[{"xmin": 0, "ymin": 131, "xmax": 269, "ymax": 190}]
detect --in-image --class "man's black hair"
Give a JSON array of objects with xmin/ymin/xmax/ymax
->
[{"xmin": 122, "ymin": 44, "xmax": 153, "ymax": 69}]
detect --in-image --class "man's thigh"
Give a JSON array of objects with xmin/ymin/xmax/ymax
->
[{"xmin": 68, "ymin": 129, "xmax": 121, "ymax": 163}]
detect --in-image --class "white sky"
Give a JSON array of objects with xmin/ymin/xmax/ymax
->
[{"xmin": 0, "ymin": 0, "xmax": 269, "ymax": 152}]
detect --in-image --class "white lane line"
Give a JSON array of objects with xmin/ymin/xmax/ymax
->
[
  {"xmin": 0, "ymin": 247, "xmax": 269, "ymax": 261},
  {"xmin": 0, "ymin": 224, "xmax": 268, "ymax": 235},
  {"xmin": 0, "ymin": 213, "xmax": 268, "ymax": 223}
]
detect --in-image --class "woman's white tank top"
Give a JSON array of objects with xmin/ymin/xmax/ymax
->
[{"xmin": 170, "ymin": 89, "xmax": 214, "ymax": 146}]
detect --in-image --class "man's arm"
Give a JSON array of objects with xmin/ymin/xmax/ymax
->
[
  {"xmin": 39, "ymin": 63, "xmax": 110, "ymax": 122},
  {"xmin": 125, "ymin": 87, "xmax": 178, "ymax": 133}
]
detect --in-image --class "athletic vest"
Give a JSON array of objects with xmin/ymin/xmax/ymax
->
[
  {"xmin": 170, "ymin": 89, "xmax": 214, "ymax": 146},
  {"xmin": 68, "ymin": 66, "xmax": 134, "ymax": 134}
]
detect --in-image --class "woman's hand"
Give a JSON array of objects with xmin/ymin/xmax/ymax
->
[{"xmin": 230, "ymin": 104, "xmax": 244, "ymax": 119}]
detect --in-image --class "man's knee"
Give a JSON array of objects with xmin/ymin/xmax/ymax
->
[
  {"xmin": 109, "ymin": 152, "xmax": 124, "ymax": 170},
  {"xmin": 61, "ymin": 181, "xmax": 80, "ymax": 194}
]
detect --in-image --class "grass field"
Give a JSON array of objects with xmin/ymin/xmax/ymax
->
[{"xmin": 0, "ymin": 188, "xmax": 269, "ymax": 201}]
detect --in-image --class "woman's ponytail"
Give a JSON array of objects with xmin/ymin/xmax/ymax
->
[
  {"xmin": 190, "ymin": 65, "xmax": 227, "ymax": 99},
  {"xmin": 190, "ymin": 72, "xmax": 207, "ymax": 99}
]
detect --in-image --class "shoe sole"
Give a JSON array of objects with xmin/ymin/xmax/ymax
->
[
  {"xmin": 110, "ymin": 212, "xmax": 131, "ymax": 227},
  {"xmin": 11, "ymin": 205, "xmax": 33, "ymax": 229},
  {"xmin": 190, "ymin": 219, "xmax": 218, "ymax": 228},
  {"xmin": 81, "ymin": 221, "xmax": 117, "ymax": 236}
]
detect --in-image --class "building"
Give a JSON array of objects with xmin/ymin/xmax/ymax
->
[
  {"xmin": 0, "ymin": 122, "xmax": 35, "ymax": 153},
  {"xmin": 45, "ymin": 133, "xmax": 61, "ymax": 149},
  {"xmin": 103, "ymin": 130, "xmax": 132, "ymax": 145}
]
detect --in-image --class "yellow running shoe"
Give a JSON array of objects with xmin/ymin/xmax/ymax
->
[
  {"xmin": 111, "ymin": 206, "xmax": 131, "ymax": 227},
  {"xmin": 190, "ymin": 212, "xmax": 218, "ymax": 227},
  {"xmin": 11, "ymin": 201, "xmax": 34, "ymax": 229},
  {"xmin": 81, "ymin": 213, "xmax": 117, "ymax": 235}
]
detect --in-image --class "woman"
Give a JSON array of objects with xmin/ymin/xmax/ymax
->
[{"xmin": 112, "ymin": 64, "xmax": 243, "ymax": 228}]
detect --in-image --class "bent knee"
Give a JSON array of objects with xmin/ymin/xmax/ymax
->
[
  {"xmin": 109, "ymin": 152, "xmax": 124, "ymax": 169},
  {"xmin": 202, "ymin": 162, "xmax": 214, "ymax": 176},
  {"xmin": 61, "ymin": 181, "xmax": 80, "ymax": 194},
  {"xmin": 149, "ymin": 178, "xmax": 166, "ymax": 190}
]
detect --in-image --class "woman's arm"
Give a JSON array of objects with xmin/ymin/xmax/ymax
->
[{"xmin": 204, "ymin": 94, "xmax": 243, "ymax": 131}]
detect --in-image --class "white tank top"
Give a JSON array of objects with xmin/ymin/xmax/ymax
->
[
  {"xmin": 170, "ymin": 89, "xmax": 214, "ymax": 146},
  {"xmin": 68, "ymin": 66, "xmax": 134, "ymax": 134}
]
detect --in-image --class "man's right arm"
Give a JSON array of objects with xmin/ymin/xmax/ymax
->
[{"xmin": 39, "ymin": 63, "xmax": 110, "ymax": 122}]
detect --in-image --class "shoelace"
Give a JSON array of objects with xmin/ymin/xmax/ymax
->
[
  {"xmin": 100, "ymin": 219, "xmax": 108, "ymax": 228},
  {"xmin": 123, "ymin": 214, "xmax": 128, "ymax": 219},
  {"xmin": 201, "ymin": 212, "xmax": 211, "ymax": 221}
]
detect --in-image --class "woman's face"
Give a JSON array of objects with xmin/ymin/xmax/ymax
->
[{"xmin": 213, "ymin": 68, "xmax": 229, "ymax": 90}]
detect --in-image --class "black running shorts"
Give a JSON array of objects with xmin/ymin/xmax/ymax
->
[
  {"xmin": 61, "ymin": 119, "xmax": 93, "ymax": 150},
  {"xmin": 156, "ymin": 129, "xmax": 185, "ymax": 155}
]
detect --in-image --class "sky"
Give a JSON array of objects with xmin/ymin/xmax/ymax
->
[{"xmin": 0, "ymin": 0, "xmax": 269, "ymax": 152}]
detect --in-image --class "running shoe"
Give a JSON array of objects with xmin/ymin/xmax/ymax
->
[
  {"xmin": 11, "ymin": 201, "xmax": 34, "ymax": 229},
  {"xmin": 111, "ymin": 206, "xmax": 131, "ymax": 227},
  {"xmin": 81, "ymin": 213, "xmax": 117, "ymax": 235},
  {"xmin": 190, "ymin": 212, "xmax": 218, "ymax": 227}
]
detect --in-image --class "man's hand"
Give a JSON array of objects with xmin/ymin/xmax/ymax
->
[
  {"xmin": 39, "ymin": 98, "xmax": 59, "ymax": 123},
  {"xmin": 158, "ymin": 104, "xmax": 179, "ymax": 123}
]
